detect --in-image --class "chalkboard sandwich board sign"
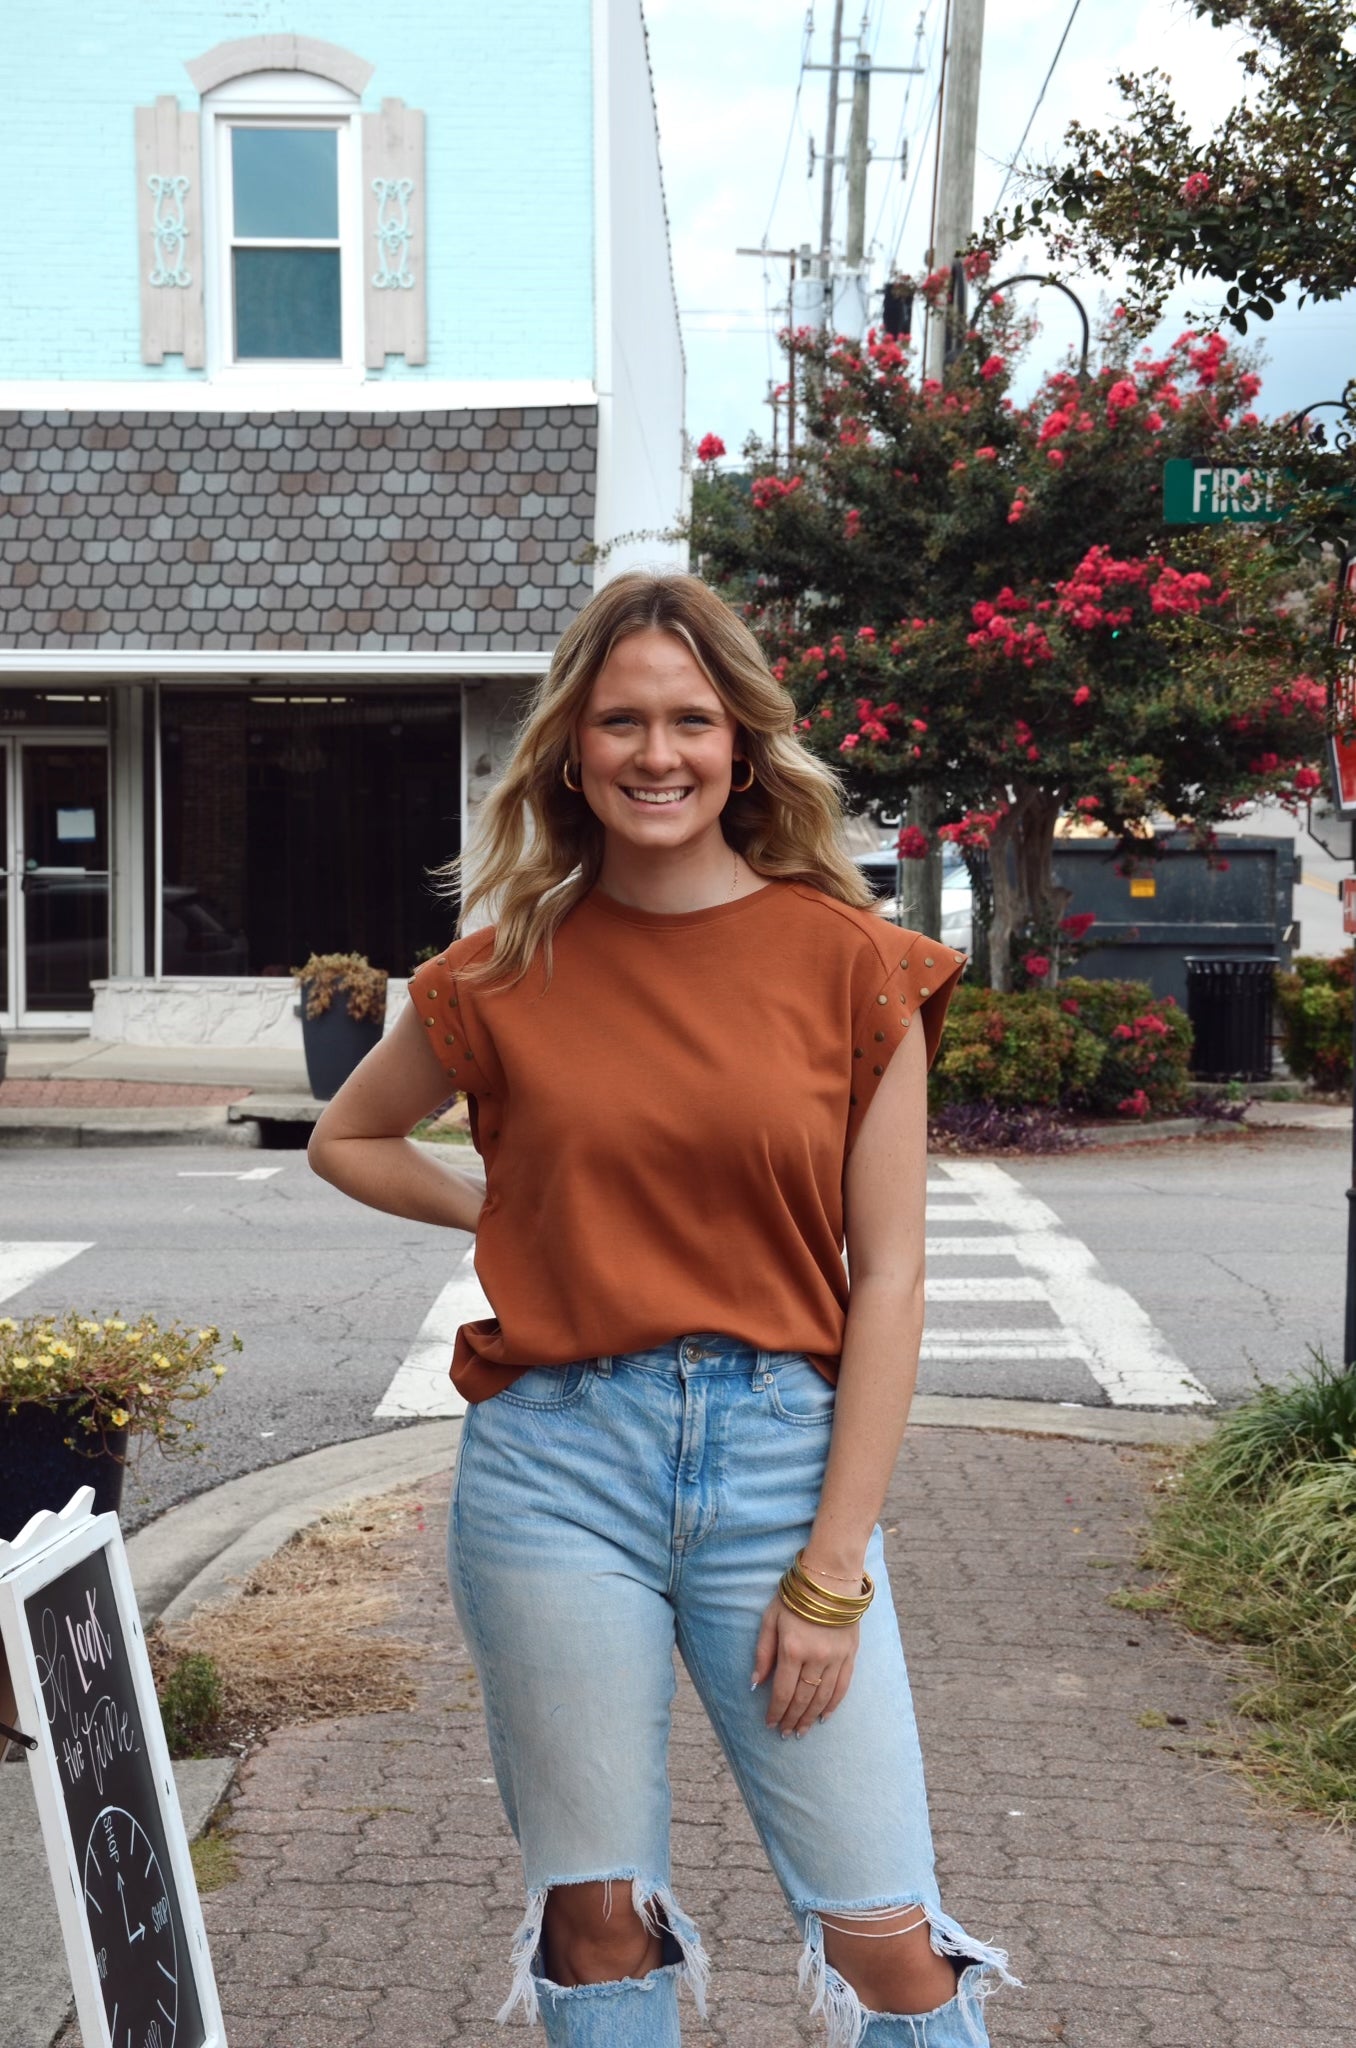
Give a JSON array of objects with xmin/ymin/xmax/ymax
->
[{"xmin": 0, "ymin": 1488, "xmax": 227, "ymax": 2048}]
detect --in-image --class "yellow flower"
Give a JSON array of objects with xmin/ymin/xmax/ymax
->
[
  {"xmin": 50, "ymin": 1341, "xmax": 76, "ymax": 1360},
  {"xmin": 138, "ymin": 1382, "xmax": 153, "ymax": 1396},
  {"xmin": 77, "ymin": 1320, "xmax": 101, "ymax": 1335},
  {"xmin": 124, "ymin": 1331, "xmax": 143, "ymax": 1345},
  {"xmin": 152, "ymin": 1352, "xmax": 172, "ymax": 1371},
  {"xmin": 0, "ymin": 1317, "xmax": 16, "ymax": 1332},
  {"xmin": 12, "ymin": 1356, "xmax": 30, "ymax": 1370},
  {"xmin": 109, "ymin": 1408, "xmax": 130, "ymax": 1429},
  {"xmin": 197, "ymin": 1328, "xmax": 216, "ymax": 1343},
  {"xmin": 103, "ymin": 1318, "xmax": 127, "ymax": 1331},
  {"xmin": 211, "ymin": 1364, "xmax": 227, "ymax": 1378}
]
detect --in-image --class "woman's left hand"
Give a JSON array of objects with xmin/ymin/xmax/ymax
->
[{"xmin": 752, "ymin": 1596, "xmax": 858, "ymax": 1737}]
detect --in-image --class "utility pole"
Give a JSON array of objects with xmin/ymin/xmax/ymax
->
[
  {"xmin": 818, "ymin": 0, "xmax": 847, "ymax": 277},
  {"xmin": 925, "ymin": 0, "xmax": 985, "ymax": 379},
  {"xmin": 844, "ymin": 51, "xmax": 871, "ymax": 269},
  {"xmin": 735, "ymin": 246, "xmax": 800, "ymax": 452}
]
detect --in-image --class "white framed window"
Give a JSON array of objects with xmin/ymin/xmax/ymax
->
[{"xmin": 200, "ymin": 71, "xmax": 364, "ymax": 379}]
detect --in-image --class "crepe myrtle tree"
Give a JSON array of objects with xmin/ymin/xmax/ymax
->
[
  {"xmin": 690, "ymin": 295, "xmax": 1328, "ymax": 988},
  {"xmin": 986, "ymin": 1, "xmax": 1356, "ymax": 340}
]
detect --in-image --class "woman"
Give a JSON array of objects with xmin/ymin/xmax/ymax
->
[{"xmin": 308, "ymin": 573, "xmax": 1016, "ymax": 2048}]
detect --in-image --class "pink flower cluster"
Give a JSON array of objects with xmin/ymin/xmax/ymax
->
[
  {"xmin": 938, "ymin": 806, "xmax": 1007, "ymax": 851},
  {"xmin": 896, "ymin": 825, "xmax": 931, "ymax": 860},
  {"xmin": 968, "ymin": 587, "xmax": 1054, "ymax": 667},
  {"xmin": 695, "ymin": 432, "xmax": 726, "ymax": 464},
  {"xmin": 1180, "ymin": 172, "xmax": 1212, "ymax": 206},
  {"xmin": 751, "ymin": 473, "xmax": 803, "ymax": 510}
]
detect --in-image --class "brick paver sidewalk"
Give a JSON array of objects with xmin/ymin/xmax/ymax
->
[
  {"xmin": 0, "ymin": 1079, "xmax": 252, "ymax": 1107},
  {"xmin": 112, "ymin": 1433, "xmax": 1356, "ymax": 2046}
]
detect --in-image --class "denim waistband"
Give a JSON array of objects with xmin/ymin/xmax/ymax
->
[{"xmin": 599, "ymin": 1334, "xmax": 807, "ymax": 1378}]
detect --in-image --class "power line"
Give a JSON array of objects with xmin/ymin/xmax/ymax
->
[
  {"xmin": 762, "ymin": 7, "xmax": 816, "ymax": 243},
  {"xmin": 992, "ymin": 0, "xmax": 1085, "ymax": 217},
  {"xmin": 871, "ymin": 0, "xmax": 942, "ymax": 262}
]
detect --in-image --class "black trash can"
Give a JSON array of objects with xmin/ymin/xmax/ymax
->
[{"xmin": 1184, "ymin": 955, "xmax": 1278, "ymax": 1081}]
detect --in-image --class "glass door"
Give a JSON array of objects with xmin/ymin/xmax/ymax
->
[{"xmin": 16, "ymin": 738, "xmax": 110, "ymax": 1023}]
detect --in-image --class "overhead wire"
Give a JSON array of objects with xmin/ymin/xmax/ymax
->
[
  {"xmin": 992, "ymin": 0, "xmax": 1086, "ymax": 217},
  {"xmin": 870, "ymin": 0, "xmax": 941, "ymax": 265},
  {"xmin": 880, "ymin": 0, "xmax": 945, "ymax": 274},
  {"xmin": 761, "ymin": 7, "xmax": 817, "ymax": 245}
]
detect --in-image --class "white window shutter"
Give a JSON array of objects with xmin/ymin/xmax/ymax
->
[
  {"xmin": 134, "ymin": 95, "xmax": 205, "ymax": 369},
  {"xmin": 362, "ymin": 98, "xmax": 427, "ymax": 369}
]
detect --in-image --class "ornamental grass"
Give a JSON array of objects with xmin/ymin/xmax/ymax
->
[
  {"xmin": 0, "ymin": 1310, "xmax": 239, "ymax": 1457},
  {"xmin": 1126, "ymin": 1351, "xmax": 1356, "ymax": 1822}
]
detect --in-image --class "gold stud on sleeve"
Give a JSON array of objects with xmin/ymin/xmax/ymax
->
[
  {"xmin": 877, "ymin": 993, "xmax": 889, "ymax": 1005},
  {"xmin": 920, "ymin": 987, "xmax": 930, "ymax": 998}
]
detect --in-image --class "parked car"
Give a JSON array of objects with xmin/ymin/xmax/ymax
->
[{"xmin": 852, "ymin": 846, "xmax": 973, "ymax": 956}]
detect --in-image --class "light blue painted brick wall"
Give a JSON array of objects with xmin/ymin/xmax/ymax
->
[{"xmin": 2, "ymin": 0, "xmax": 594, "ymax": 381}]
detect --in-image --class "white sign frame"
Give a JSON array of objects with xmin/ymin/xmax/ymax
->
[{"xmin": 0, "ymin": 1489, "xmax": 227, "ymax": 2048}]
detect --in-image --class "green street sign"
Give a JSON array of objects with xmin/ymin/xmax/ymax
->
[{"xmin": 1162, "ymin": 457, "xmax": 1285, "ymax": 524}]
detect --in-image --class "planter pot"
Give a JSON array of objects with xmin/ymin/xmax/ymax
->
[
  {"xmin": 299, "ymin": 983, "xmax": 384, "ymax": 1101},
  {"xmin": 0, "ymin": 1401, "xmax": 128, "ymax": 1541}
]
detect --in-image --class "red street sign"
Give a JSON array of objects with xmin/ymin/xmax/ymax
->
[
  {"xmin": 1329, "ymin": 553, "xmax": 1356, "ymax": 815},
  {"xmin": 1344, "ymin": 879, "xmax": 1356, "ymax": 936}
]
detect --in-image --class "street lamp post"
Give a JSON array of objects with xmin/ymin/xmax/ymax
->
[{"xmin": 951, "ymin": 270, "xmax": 1092, "ymax": 380}]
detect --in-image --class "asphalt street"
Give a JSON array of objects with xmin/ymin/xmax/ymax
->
[{"xmin": 0, "ymin": 1128, "xmax": 1346, "ymax": 1532}]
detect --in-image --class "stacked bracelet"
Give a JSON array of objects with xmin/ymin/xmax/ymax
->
[{"xmin": 777, "ymin": 1549, "xmax": 874, "ymax": 1627}]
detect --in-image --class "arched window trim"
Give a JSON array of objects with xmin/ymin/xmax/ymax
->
[{"xmin": 185, "ymin": 35, "xmax": 374, "ymax": 98}]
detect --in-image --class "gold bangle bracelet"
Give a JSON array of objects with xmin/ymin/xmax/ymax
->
[
  {"xmin": 793, "ymin": 1551, "xmax": 874, "ymax": 1604},
  {"xmin": 777, "ymin": 1571, "xmax": 871, "ymax": 1626},
  {"xmin": 777, "ymin": 1587, "xmax": 865, "ymax": 1628},
  {"xmin": 783, "ymin": 1568, "xmax": 871, "ymax": 1617}
]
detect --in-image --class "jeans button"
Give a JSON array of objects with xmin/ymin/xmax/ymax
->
[{"xmin": 682, "ymin": 1343, "xmax": 702, "ymax": 1364}]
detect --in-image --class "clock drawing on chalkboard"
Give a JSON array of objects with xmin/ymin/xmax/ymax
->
[{"xmin": 83, "ymin": 1804, "xmax": 178, "ymax": 2046}]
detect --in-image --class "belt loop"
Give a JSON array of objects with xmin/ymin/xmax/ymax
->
[
  {"xmin": 593, "ymin": 1354, "xmax": 613, "ymax": 1379},
  {"xmin": 754, "ymin": 1347, "xmax": 773, "ymax": 1390}
]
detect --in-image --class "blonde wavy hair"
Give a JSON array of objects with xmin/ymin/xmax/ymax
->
[{"xmin": 447, "ymin": 571, "xmax": 874, "ymax": 985}]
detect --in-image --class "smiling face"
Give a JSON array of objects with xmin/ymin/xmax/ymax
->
[{"xmin": 575, "ymin": 626, "xmax": 745, "ymax": 859}]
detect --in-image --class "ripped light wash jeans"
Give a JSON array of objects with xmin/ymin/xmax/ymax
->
[{"xmin": 447, "ymin": 1335, "xmax": 1018, "ymax": 2048}]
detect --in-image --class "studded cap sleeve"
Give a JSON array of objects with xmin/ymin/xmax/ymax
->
[
  {"xmin": 846, "ymin": 928, "xmax": 967, "ymax": 1151},
  {"xmin": 407, "ymin": 932, "xmax": 495, "ymax": 1091}
]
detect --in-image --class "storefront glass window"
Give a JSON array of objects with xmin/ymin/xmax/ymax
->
[{"xmin": 157, "ymin": 691, "xmax": 462, "ymax": 978}]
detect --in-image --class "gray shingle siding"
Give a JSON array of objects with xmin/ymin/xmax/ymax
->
[{"xmin": 0, "ymin": 408, "xmax": 597, "ymax": 651}]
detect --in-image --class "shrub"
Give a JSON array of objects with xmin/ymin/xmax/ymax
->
[
  {"xmin": 1274, "ymin": 954, "xmax": 1353, "ymax": 1091},
  {"xmin": 928, "ymin": 1102, "xmax": 1089, "ymax": 1153},
  {"xmin": 930, "ymin": 977, "xmax": 1192, "ymax": 1117},
  {"xmin": 1056, "ymin": 977, "xmax": 1194, "ymax": 1116},
  {"xmin": 158, "ymin": 1651, "xmax": 224, "ymax": 1756},
  {"xmin": 930, "ymin": 986, "xmax": 1103, "ymax": 1109}
]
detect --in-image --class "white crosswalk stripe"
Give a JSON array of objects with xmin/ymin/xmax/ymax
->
[
  {"xmin": 372, "ymin": 1159, "xmax": 1212, "ymax": 1419},
  {"xmin": 0, "ymin": 1242, "xmax": 93, "ymax": 1308}
]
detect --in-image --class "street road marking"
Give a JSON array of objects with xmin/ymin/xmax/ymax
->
[
  {"xmin": 0, "ymin": 1242, "xmax": 92, "ymax": 1307},
  {"xmin": 177, "ymin": 1167, "xmax": 284, "ymax": 1181},
  {"xmin": 375, "ymin": 1160, "xmax": 1212, "ymax": 1416},
  {"xmin": 927, "ymin": 1276, "xmax": 1048, "ymax": 1301},
  {"xmin": 929, "ymin": 1161, "xmax": 1212, "ymax": 1407},
  {"xmin": 373, "ymin": 1261, "xmax": 486, "ymax": 1418}
]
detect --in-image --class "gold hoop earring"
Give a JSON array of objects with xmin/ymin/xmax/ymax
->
[
  {"xmin": 562, "ymin": 758, "xmax": 583, "ymax": 793},
  {"xmin": 730, "ymin": 759, "xmax": 756, "ymax": 794}
]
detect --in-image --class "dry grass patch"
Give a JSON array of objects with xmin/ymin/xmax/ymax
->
[{"xmin": 151, "ymin": 1489, "xmax": 425, "ymax": 1750}]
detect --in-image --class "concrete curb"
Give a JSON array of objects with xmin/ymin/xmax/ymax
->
[
  {"xmin": 0, "ymin": 1107, "xmax": 1340, "ymax": 1151},
  {"xmin": 0, "ymin": 1105, "xmax": 261, "ymax": 1148},
  {"xmin": 128, "ymin": 1398, "xmax": 1212, "ymax": 1637}
]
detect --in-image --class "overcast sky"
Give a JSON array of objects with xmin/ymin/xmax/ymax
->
[{"xmin": 644, "ymin": 0, "xmax": 1356, "ymax": 452}]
